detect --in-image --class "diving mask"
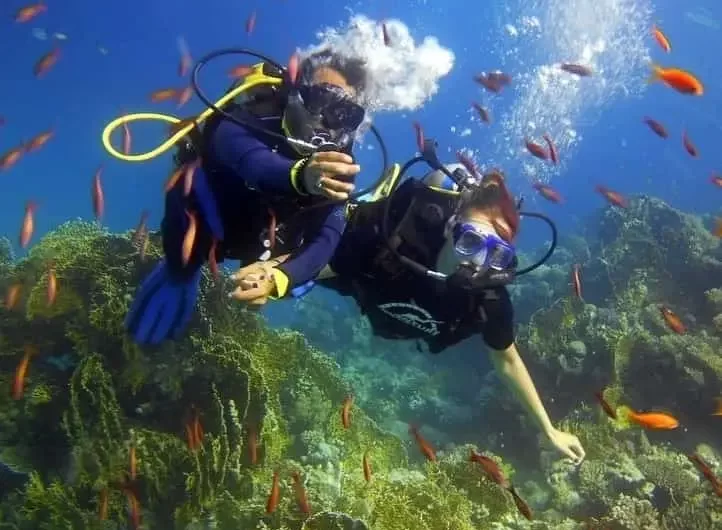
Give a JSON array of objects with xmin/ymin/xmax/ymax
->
[
  {"xmin": 451, "ymin": 222, "xmax": 516, "ymax": 271},
  {"xmin": 284, "ymin": 82, "xmax": 365, "ymax": 153}
]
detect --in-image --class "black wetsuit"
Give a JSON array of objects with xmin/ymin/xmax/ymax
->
[{"xmin": 324, "ymin": 179, "xmax": 515, "ymax": 353}]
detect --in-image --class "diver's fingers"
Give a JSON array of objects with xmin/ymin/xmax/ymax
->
[
  {"xmin": 315, "ymin": 161, "xmax": 361, "ymax": 177},
  {"xmin": 228, "ymin": 285, "xmax": 266, "ymax": 301},
  {"xmin": 320, "ymin": 176, "xmax": 355, "ymax": 194},
  {"xmin": 312, "ymin": 151, "xmax": 354, "ymax": 164},
  {"xmin": 231, "ymin": 264, "xmax": 266, "ymax": 282}
]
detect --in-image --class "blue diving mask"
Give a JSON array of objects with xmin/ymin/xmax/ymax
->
[{"xmin": 451, "ymin": 222, "xmax": 516, "ymax": 271}]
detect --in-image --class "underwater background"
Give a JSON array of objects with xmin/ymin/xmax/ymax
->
[{"xmin": 1, "ymin": 0, "xmax": 722, "ymax": 528}]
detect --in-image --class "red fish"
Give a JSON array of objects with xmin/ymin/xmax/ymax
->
[
  {"xmin": 543, "ymin": 134, "xmax": 558, "ymax": 164},
  {"xmin": 25, "ymin": 129, "xmax": 54, "ymax": 152},
  {"xmin": 19, "ymin": 201, "xmax": 37, "ymax": 248},
  {"xmin": 177, "ymin": 36, "xmax": 192, "ymax": 77},
  {"xmin": 0, "ymin": 145, "xmax": 24, "ymax": 171},
  {"xmin": 525, "ymin": 139, "xmax": 548, "ymax": 160},
  {"xmin": 176, "ymin": 86, "xmax": 193, "ymax": 108},
  {"xmin": 595, "ymin": 185, "xmax": 628, "ymax": 208},
  {"xmin": 150, "ymin": 88, "xmax": 181, "ymax": 103},
  {"xmin": 473, "ymin": 72, "xmax": 511, "ymax": 93},
  {"xmin": 5, "ymin": 284, "xmax": 22, "ymax": 310},
  {"xmin": 129, "ymin": 439, "xmax": 138, "ymax": 481},
  {"xmin": 470, "ymin": 449, "xmax": 509, "ymax": 488},
  {"xmin": 46, "ymin": 266, "xmax": 57, "ymax": 306},
  {"xmin": 291, "ymin": 471, "xmax": 311, "ymax": 516},
  {"xmin": 288, "ymin": 52, "xmax": 300, "ymax": 86},
  {"xmin": 412, "ymin": 121, "xmax": 424, "ymax": 152},
  {"xmin": 15, "ymin": 2, "xmax": 47, "ymax": 23},
  {"xmin": 710, "ymin": 173, "xmax": 722, "ymax": 188},
  {"xmin": 649, "ymin": 64, "xmax": 703, "ymax": 95},
  {"xmin": 472, "ymin": 102, "xmax": 490, "ymax": 123},
  {"xmin": 594, "ymin": 389, "xmax": 616, "ymax": 419},
  {"xmin": 246, "ymin": 10, "xmax": 257, "ymax": 35},
  {"xmin": 132, "ymin": 211, "xmax": 149, "ymax": 248},
  {"xmin": 12, "ymin": 345, "xmax": 36, "ymax": 400},
  {"xmin": 182, "ymin": 210, "xmax": 197, "ymax": 266},
  {"xmin": 532, "ymin": 182, "xmax": 563, "ymax": 203},
  {"xmin": 92, "ymin": 166, "xmax": 105, "ymax": 220},
  {"xmin": 643, "ymin": 117, "xmax": 668, "ymax": 138},
  {"xmin": 409, "ymin": 425, "xmax": 436, "ymax": 462},
  {"xmin": 560, "ymin": 63, "xmax": 593, "ymax": 76},
  {"xmin": 682, "ymin": 130, "xmax": 698, "ymax": 157},
  {"xmin": 208, "ymin": 239, "xmax": 220, "ymax": 281},
  {"xmin": 266, "ymin": 207, "xmax": 277, "ymax": 251},
  {"xmin": 509, "ymin": 485, "xmax": 533, "ymax": 520},
  {"xmin": 363, "ymin": 450, "xmax": 372, "ymax": 482},
  {"xmin": 659, "ymin": 305, "xmax": 685, "ymax": 334},
  {"xmin": 125, "ymin": 489, "xmax": 141, "ymax": 530},
  {"xmin": 229, "ymin": 64, "xmax": 254, "ymax": 79},
  {"xmin": 688, "ymin": 453, "xmax": 722, "ymax": 497},
  {"xmin": 184, "ymin": 405, "xmax": 204, "ymax": 451},
  {"xmin": 34, "ymin": 48, "xmax": 60, "ymax": 78},
  {"xmin": 382, "ymin": 22, "xmax": 391, "ymax": 46},
  {"xmin": 122, "ymin": 121, "xmax": 132, "ymax": 155},
  {"xmin": 247, "ymin": 424, "xmax": 258, "ymax": 465},
  {"xmin": 341, "ymin": 395, "xmax": 353, "ymax": 429},
  {"xmin": 266, "ymin": 470, "xmax": 280, "ymax": 514},
  {"xmin": 571, "ymin": 264, "xmax": 582, "ymax": 299},
  {"xmin": 652, "ymin": 25, "xmax": 671, "ymax": 53}
]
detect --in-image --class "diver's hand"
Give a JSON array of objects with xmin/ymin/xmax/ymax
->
[
  {"xmin": 546, "ymin": 427, "xmax": 586, "ymax": 465},
  {"xmin": 302, "ymin": 151, "xmax": 360, "ymax": 200},
  {"xmin": 229, "ymin": 262, "xmax": 277, "ymax": 306}
]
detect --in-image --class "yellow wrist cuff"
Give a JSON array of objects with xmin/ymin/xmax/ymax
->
[
  {"xmin": 290, "ymin": 158, "xmax": 309, "ymax": 195},
  {"xmin": 269, "ymin": 269, "xmax": 289, "ymax": 299}
]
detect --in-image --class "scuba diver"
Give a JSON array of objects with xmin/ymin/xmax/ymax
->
[
  {"xmin": 124, "ymin": 49, "xmax": 370, "ymax": 345},
  {"xmin": 231, "ymin": 149, "xmax": 587, "ymax": 464}
]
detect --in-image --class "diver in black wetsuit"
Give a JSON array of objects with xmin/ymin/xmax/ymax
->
[
  {"xmin": 234, "ymin": 159, "xmax": 587, "ymax": 464},
  {"xmin": 124, "ymin": 50, "xmax": 369, "ymax": 345}
]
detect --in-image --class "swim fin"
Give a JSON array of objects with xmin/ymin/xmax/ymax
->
[{"xmin": 125, "ymin": 260, "xmax": 201, "ymax": 345}]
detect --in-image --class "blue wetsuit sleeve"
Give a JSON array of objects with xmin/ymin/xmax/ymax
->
[
  {"xmin": 278, "ymin": 204, "xmax": 347, "ymax": 287},
  {"xmin": 209, "ymin": 119, "xmax": 301, "ymax": 195}
]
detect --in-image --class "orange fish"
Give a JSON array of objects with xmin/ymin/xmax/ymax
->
[
  {"xmin": 571, "ymin": 264, "xmax": 582, "ymax": 299},
  {"xmin": 291, "ymin": 471, "xmax": 311, "ymax": 516},
  {"xmin": 98, "ymin": 488, "xmax": 109, "ymax": 520},
  {"xmin": 25, "ymin": 129, "xmax": 54, "ymax": 152},
  {"xmin": 46, "ymin": 267, "xmax": 57, "ymax": 306},
  {"xmin": 177, "ymin": 36, "xmax": 192, "ymax": 77},
  {"xmin": 266, "ymin": 470, "xmax": 280, "ymax": 514},
  {"xmin": 682, "ymin": 130, "xmax": 698, "ymax": 157},
  {"xmin": 560, "ymin": 63, "xmax": 593, "ymax": 77},
  {"xmin": 687, "ymin": 453, "xmax": 722, "ymax": 496},
  {"xmin": 711, "ymin": 397, "xmax": 722, "ymax": 417},
  {"xmin": 659, "ymin": 305, "xmax": 685, "ymax": 334},
  {"xmin": 150, "ymin": 88, "xmax": 180, "ymax": 103},
  {"xmin": 714, "ymin": 218, "xmax": 722, "ymax": 239},
  {"xmin": 625, "ymin": 408, "xmax": 679, "ymax": 430},
  {"xmin": 472, "ymin": 102, "xmax": 490, "ymax": 123},
  {"xmin": 19, "ymin": 201, "xmax": 37, "ymax": 249},
  {"xmin": 594, "ymin": 389, "xmax": 616, "ymax": 419},
  {"xmin": 649, "ymin": 64, "xmax": 703, "ymax": 95},
  {"xmin": 229, "ymin": 64, "xmax": 254, "ymax": 79},
  {"xmin": 132, "ymin": 211, "xmax": 149, "ymax": 248},
  {"xmin": 0, "ymin": 145, "xmax": 24, "ymax": 171},
  {"xmin": 470, "ymin": 449, "xmax": 509, "ymax": 488},
  {"xmin": 509, "ymin": 485, "xmax": 533, "ymax": 520},
  {"xmin": 652, "ymin": 25, "xmax": 671, "ymax": 53},
  {"xmin": 176, "ymin": 86, "xmax": 193, "ymax": 108},
  {"xmin": 12, "ymin": 345, "xmax": 36, "ymax": 400},
  {"xmin": 165, "ymin": 161, "xmax": 195, "ymax": 193},
  {"xmin": 183, "ymin": 159, "xmax": 199, "ymax": 196},
  {"xmin": 129, "ymin": 439, "xmax": 137, "ymax": 481},
  {"xmin": 341, "ymin": 395, "xmax": 353, "ymax": 429},
  {"xmin": 362, "ymin": 450, "xmax": 372, "ymax": 482},
  {"xmin": 5, "ymin": 284, "xmax": 22, "ymax": 310},
  {"xmin": 184, "ymin": 405, "xmax": 204, "ymax": 451},
  {"xmin": 710, "ymin": 173, "xmax": 722, "ymax": 188},
  {"xmin": 532, "ymin": 182, "xmax": 563, "ymax": 204},
  {"xmin": 595, "ymin": 185, "xmax": 628, "ymax": 208},
  {"xmin": 122, "ymin": 121, "xmax": 132, "ymax": 155},
  {"xmin": 543, "ymin": 134, "xmax": 558, "ymax": 164},
  {"xmin": 412, "ymin": 121, "xmax": 424, "ymax": 152},
  {"xmin": 409, "ymin": 424, "xmax": 436, "ymax": 462},
  {"xmin": 266, "ymin": 207, "xmax": 277, "ymax": 251},
  {"xmin": 208, "ymin": 239, "xmax": 220, "ymax": 281},
  {"xmin": 382, "ymin": 22, "xmax": 391, "ymax": 46},
  {"xmin": 125, "ymin": 489, "xmax": 141, "ymax": 530},
  {"xmin": 15, "ymin": 2, "xmax": 47, "ymax": 23},
  {"xmin": 92, "ymin": 166, "xmax": 105, "ymax": 220},
  {"xmin": 643, "ymin": 117, "xmax": 668, "ymax": 138},
  {"xmin": 246, "ymin": 10, "xmax": 257, "ymax": 35},
  {"xmin": 525, "ymin": 139, "xmax": 548, "ymax": 160},
  {"xmin": 34, "ymin": 48, "xmax": 60, "ymax": 78},
  {"xmin": 247, "ymin": 424, "xmax": 258, "ymax": 465}
]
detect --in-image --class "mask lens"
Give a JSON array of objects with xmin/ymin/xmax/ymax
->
[
  {"xmin": 453, "ymin": 224, "xmax": 486, "ymax": 256},
  {"xmin": 299, "ymin": 84, "xmax": 365, "ymax": 130}
]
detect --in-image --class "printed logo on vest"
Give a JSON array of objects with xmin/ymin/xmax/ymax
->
[{"xmin": 377, "ymin": 302, "xmax": 444, "ymax": 336}]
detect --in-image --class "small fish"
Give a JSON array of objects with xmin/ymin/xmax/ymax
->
[
  {"xmin": 473, "ymin": 72, "xmax": 511, "ymax": 93},
  {"xmin": 266, "ymin": 470, "xmax": 280, "ymax": 514},
  {"xmin": 525, "ymin": 139, "xmax": 548, "ymax": 160},
  {"xmin": 508, "ymin": 485, "xmax": 533, "ymax": 520},
  {"xmin": 25, "ymin": 129, "xmax": 54, "ymax": 152},
  {"xmin": 150, "ymin": 88, "xmax": 180, "ymax": 103},
  {"xmin": 132, "ymin": 210, "xmax": 149, "ymax": 248},
  {"xmin": 165, "ymin": 161, "xmax": 191, "ymax": 192},
  {"xmin": 125, "ymin": 489, "xmax": 141, "ymax": 530},
  {"xmin": 246, "ymin": 10, "xmax": 257, "ymax": 35},
  {"xmin": 659, "ymin": 305, "xmax": 686, "ymax": 334},
  {"xmin": 247, "ymin": 424, "xmax": 258, "ymax": 465},
  {"xmin": 652, "ymin": 25, "xmax": 672, "ymax": 53},
  {"xmin": 571, "ymin": 264, "xmax": 582, "ymax": 299},
  {"xmin": 184, "ymin": 405, "xmax": 204, "ymax": 451},
  {"xmin": 177, "ymin": 36, "xmax": 192, "ymax": 77},
  {"xmin": 560, "ymin": 63, "xmax": 593, "ymax": 76},
  {"xmin": 34, "ymin": 48, "xmax": 60, "ymax": 77},
  {"xmin": 122, "ymin": 121, "xmax": 132, "ymax": 155},
  {"xmin": 682, "ymin": 130, "xmax": 698, "ymax": 157},
  {"xmin": 594, "ymin": 389, "xmax": 617, "ymax": 419},
  {"xmin": 543, "ymin": 134, "xmax": 558, "ymax": 164},
  {"xmin": 624, "ymin": 407, "xmax": 679, "ymax": 430},
  {"xmin": 643, "ymin": 117, "xmax": 668, "ymax": 138},
  {"xmin": 532, "ymin": 182, "xmax": 562, "ymax": 203},
  {"xmin": 341, "ymin": 395, "xmax": 353, "ymax": 429},
  {"xmin": 0, "ymin": 145, "xmax": 24, "ymax": 171},
  {"xmin": 5, "ymin": 284, "xmax": 22, "ymax": 310},
  {"xmin": 183, "ymin": 159, "xmax": 199, "ymax": 197},
  {"xmin": 470, "ymin": 448, "xmax": 509, "ymax": 488},
  {"xmin": 711, "ymin": 397, "xmax": 722, "ymax": 417},
  {"xmin": 714, "ymin": 218, "xmax": 722, "ymax": 239},
  {"xmin": 176, "ymin": 86, "xmax": 193, "ymax": 108},
  {"xmin": 208, "ymin": 239, "xmax": 220, "ymax": 281},
  {"xmin": 649, "ymin": 64, "xmax": 703, "ymax": 95},
  {"xmin": 409, "ymin": 424, "xmax": 436, "ymax": 462},
  {"xmin": 46, "ymin": 267, "xmax": 57, "ymax": 306},
  {"xmin": 92, "ymin": 166, "xmax": 104, "ymax": 220},
  {"xmin": 129, "ymin": 442, "xmax": 137, "ymax": 481},
  {"xmin": 472, "ymin": 102, "xmax": 491, "ymax": 123},
  {"xmin": 267, "ymin": 207, "xmax": 277, "ymax": 250},
  {"xmin": 595, "ymin": 185, "xmax": 628, "ymax": 208},
  {"xmin": 98, "ymin": 488, "xmax": 109, "ymax": 520},
  {"xmin": 229, "ymin": 64, "xmax": 254, "ymax": 80},
  {"xmin": 15, "ymin": 3, "xmax": 47, "ymax": 23},
  {"xmin": 291, "ymin": 471, "xmax": 311, "ymax": 516},
  {"xmin": 412, "ymin": 121, "xmax": 424, "ymax": 152},
  {"xmin": 382, "ymin": 22, "xmax": 391, "ymax": 46},
  {"xmin": 710, "ymin": 173, "xmax": 722, "ymax": 188},
  {"xmin": 687, "ymin": 453, "xmax": 722, "ymax": 496},
  {"xmin": 12, "ymin": 345, "xmax": 36, "ymax": 400},
  {"xmin": 19, "ymin": 201, "xmax": 37, "ymax": 248},
  {"xmin": 362, "ymin": 450, "xmax": 372, "ymax": 482},
  {"xmin": 182, "ymin": 212, "xmax": 197, "ymax": 267}
]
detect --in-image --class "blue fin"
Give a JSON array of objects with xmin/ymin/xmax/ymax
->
[{"xmin": 125, "ymin": 260, "xmax": 201, "ymax": 345}]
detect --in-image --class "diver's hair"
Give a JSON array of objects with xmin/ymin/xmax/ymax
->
[
  {"xmin": 298, "ymin": 49, "xmax": 367, "ymax": 96},
  {"xmin": 458, "ymin": 170, "xmax": 520, "ymax": 242}
]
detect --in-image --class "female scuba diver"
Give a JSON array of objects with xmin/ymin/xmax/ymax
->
[
  {"xmin": 231, "ymin": 150, "xmax": 587, "ymax": 464},
  {"xmin": 125, "ymin": 49, "xmax": 370, "ymax": 345}
]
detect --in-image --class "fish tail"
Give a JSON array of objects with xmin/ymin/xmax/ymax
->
[{"xmin": 647, "ymin": 63, "xmax": 661, "ymax": 84}]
